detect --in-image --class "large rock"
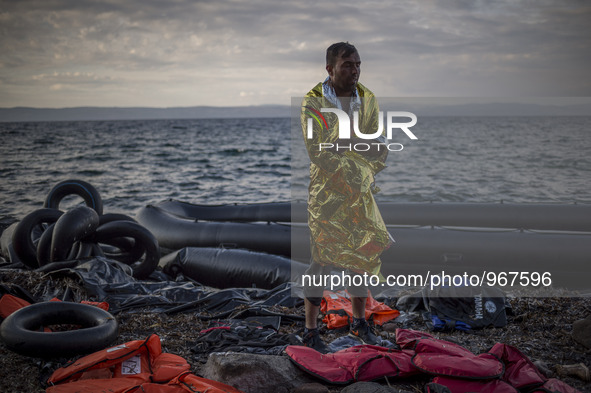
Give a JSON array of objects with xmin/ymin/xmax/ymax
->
[
  {"xmin": 572, "ymin": 315, "xmax": 591, "ymax": 349},
  {"xmin": 202, "ymin": 352, "xmax": 318, "ymax": 393}
]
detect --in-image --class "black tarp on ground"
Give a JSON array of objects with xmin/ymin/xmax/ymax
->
[
  {"xmin": 191, "ymin": 319, "xmax": 302, "ymax": 361},
  {"xmin": 42, "ymin": 257, "xmax": 304, "ymax": 316}
]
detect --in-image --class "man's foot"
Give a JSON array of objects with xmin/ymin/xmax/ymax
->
[
  {"xmin": 349, "ymin": 319, "xmax": 380, "ymax": 345},
  {"xmin": 302, "ymin": 328, "xmax": 330, "ymax": 354}
]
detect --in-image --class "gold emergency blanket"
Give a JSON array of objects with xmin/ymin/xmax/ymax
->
[{"xmin": 301, "ymin": 82, "xmax": 392, "ymax": 275}]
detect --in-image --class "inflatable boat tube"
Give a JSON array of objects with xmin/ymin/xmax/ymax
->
[
  {"xmin": 11, "ymin": 208, "xmax": 63, "ymax": 268},
  {"xmin": 149, "ymin": 200, "xmax": 591, "ymax": 232},
  {"xmin": 93, "ymin": 221, "xmax": 159, "ymax": 279},
  {"xmin": 0, "ymin": 301, "xmax": 118, "ymax": 358},
  {"xmin": 161, "ymin": 247, "xmax": 308, "ymax": 289},
  {"xmin": 379, "ymin": 226, "xmax": 591, "ymax": 287},
  {"xmin": 152, "ymin": 199, "xmax": 291, "ymax": 222},
  {"xmin": 137, "ymin": 204, "xmax": 293, "ymax": 256},
  {"xmin": 50, "ymin": 206, "xmax": 99, "ymax": 263},
  {"xmin": 376, "ymin": 202, "xmax": 591, "ymax": 232},
  {"xmin": 44, "ymin": 179, "xmax": 104, "ymax": 215},
  {"xmin": 138, "ymin": 200, "xmax": 591, "ymax": 288},
  {"xmin": 311, "ymin": 201, "xmax": 591, "ymax": 231}
]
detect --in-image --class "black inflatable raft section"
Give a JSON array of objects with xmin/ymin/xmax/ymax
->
[
  {"xmin": 160, "ymin": 247, "xmax": 308, "ymax": 290},
  {"xmin": 136, "ymin": 204, "xmax": 296, "ymax": 257},
  {"xmin": 147, "ymin": 199, "xmax": 591, "ymax": 231},
  {"xmin": 137, "ymin": 199, "xmax": 591, "ymax": 289}
]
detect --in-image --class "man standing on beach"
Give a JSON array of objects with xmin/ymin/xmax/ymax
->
[{"xmin": 300, "ymin": 42, "xmax": 393, "ymax": 353}]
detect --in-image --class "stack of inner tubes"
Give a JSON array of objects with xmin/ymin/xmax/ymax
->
[{"xmin": 9, "ymin": 179, "xmax": 159, "ymax": 279}]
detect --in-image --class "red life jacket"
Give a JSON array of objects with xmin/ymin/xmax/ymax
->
[
  {"xmin": 411, "ymin": 338, "xmax": 504, "ymax": 380},
  {"xmin": 488, "ymin": 342, "xmax": 547, "ymax": 390},
  {"xmin": 285, "ymin": 344, "xmax": 419, "ymax": 384},
  {"xmin": 286, "ymin": 329, "xmax": 582, "ymax": 393}
]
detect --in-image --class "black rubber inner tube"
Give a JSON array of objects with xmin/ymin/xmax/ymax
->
[
  {"xmin": 94, "ymin": 221, "xmax": 159, "ymax": 279},
  {"xmin": 95, "ymin": 214, "xmax": 143, "ymax": 263},
  {"xmin": 75, "ymin": 241, "xmax": 94, "ymax": 259},
  {"xmin": 99, "ymin": 236, "xmax": 145, "ymax": 264},
  {"xmin": 12, "ymin": 208, "xmax": 63, "ymax": 268},
  {"xmin": 98, "ymin": 213, "xmax": 137, "ymax": 225},
  {"xmin": 35, "ymin": 222, "xmax": 55, "ymax": 266},
  {"xmin": 0, "ymin": 302, "xmax": 118, "ymax": 358},
  {"xmin": 35, "ymin": 259, "xmax": 81, "ymax": 273},
  {"xmin": 44, "ymin": 179, "xmax": 104, "ymax": 216},
  {"xmin": 50, "ymin": 206, "xmax": 99, "ymax": 262},
  {"xmin": 97, "ymin": 215, "xmax": 143, "ymax": 263}
]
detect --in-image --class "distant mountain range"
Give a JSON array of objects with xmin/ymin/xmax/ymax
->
[
  {"xmin": 0, "ymin": 102, "xmax": 589, "ymax": 122},
  {"xmin": 0, "ymin": 105, "xmax": 290, "ymax": 122}
]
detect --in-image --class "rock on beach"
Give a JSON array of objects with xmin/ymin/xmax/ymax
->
[{"xmin": 202, "ymin": 352, "xmax": 318, "ymax": 393}]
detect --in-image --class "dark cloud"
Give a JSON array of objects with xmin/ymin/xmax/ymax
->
[{"xmin": 0, "ymin": 0, "xmax": 589, "ymax": 107}]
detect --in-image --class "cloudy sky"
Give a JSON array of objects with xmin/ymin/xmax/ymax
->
[{"xmin": 1, "ymin": 0, "xmax": 590, "ymax": 108}]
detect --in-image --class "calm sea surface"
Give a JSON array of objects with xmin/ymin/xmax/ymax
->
[{"xmin": 1, "ymin": 116, "xmax": 590, "ymax": 219}]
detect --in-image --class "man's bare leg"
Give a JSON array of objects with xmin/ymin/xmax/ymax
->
[
  {"xmin": 351, "ymin": 296, "xmax": 366, "ymax": 319},
  {"xmin": 305, "ymin": 298, "xmax": 321, "ymax": 329}
]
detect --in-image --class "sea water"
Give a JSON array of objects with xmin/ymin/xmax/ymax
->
[{"xmin": 1, "ymin": 116, "xmax": 590, "ymax": 219}]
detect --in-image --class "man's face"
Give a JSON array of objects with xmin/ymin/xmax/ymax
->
[{"xmin": 327, "ymin": 50, "xmax": 361, "ymax": 96}]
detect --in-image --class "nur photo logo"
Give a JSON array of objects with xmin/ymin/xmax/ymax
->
[{"xmin": 303, "ymin": 107, "xmax": 418, "ymax": 152}]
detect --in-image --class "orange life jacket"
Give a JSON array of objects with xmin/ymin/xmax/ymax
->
[
  {"xmin": 46, "ymin": 334, "xmax": 243, "ymax": 393},
  {"xmin": 320, "ymin": 290, "xmax": 399, "ymax": 329},
  {"xmin": 0, "ymin": 294, "xmax": 31, "ymax": 319}
]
